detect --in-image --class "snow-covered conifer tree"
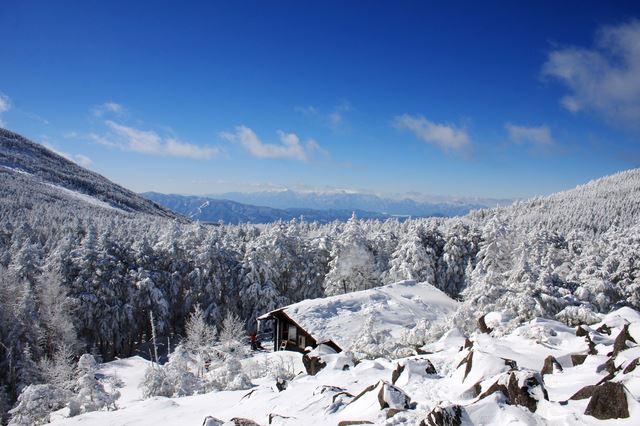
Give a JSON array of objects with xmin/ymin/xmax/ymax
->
[
  {"xmin": 324, "ymin": 214, "xmax": 380, "ymax": 295},
  {"xmin": 69, "ymin": 354, "xmax": 118, "ymax": 416}
]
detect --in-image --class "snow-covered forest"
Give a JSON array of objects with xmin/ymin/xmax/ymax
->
[{"xmin": 2, "ymin": 137, "xmax": 640, "ymax": 424}]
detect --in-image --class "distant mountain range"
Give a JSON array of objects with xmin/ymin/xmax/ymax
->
[
  {"xmin": 141, "ymin": 192, "xmax": 396, "ymax": 224},
  {"xmin": 142, "ymin": 190, "xmax": 511, "ymax": 224},
  {"xmin": 207, "ymin": 189, "xmax": 511, "ymax": 217}
]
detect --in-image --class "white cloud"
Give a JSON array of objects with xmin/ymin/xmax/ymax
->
[
  {"xmin": 220, "ymin": 125, "xmax": 323, "ymax": 161},
  {"xmin": 105, "ymin": 121, "xmax": 163, "ymax": 154},
  {"xmin": 0, "ymin": 93, "xmax": 10, "ymax": 113},
  {"xmin": 505, "ymin": 123, "xmax": 554, "ymax": 147},
  {"xmin": 393, "ymin": 114, "xmax": 470, "ymax": 152},
  {"xmin": 92, "ymin": 101, "xmax": 125, "ymax": 117},
  {"xmin": 327, "ymin": 101, "xmax": 352, "ymax": 130},
  {"xmin": 0, "ymin": 93, "xmax": 11, "ymax": 126},
  {"xmin": 43, "ymin": 143, "xmax": 93, "ymax": 168},
  {"xmin": 542, "ymin": 20, "xmax": 640, "ymax": 130},
  {"xmin": 296, "ymin": 101, "xmax": 353, "ymax": 131},
  {"xmin": 295, "ymin": 105, "xmax": 319, "ymax": 116},
  {"xmin": 98, "ymin": 121, "xmax": 219, "ymax": 159},
  {"xmin": 73, "ymin": 154, "xmax": 94, "ymax": 168}
]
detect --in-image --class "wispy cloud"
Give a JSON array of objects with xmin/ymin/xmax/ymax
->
[
  {"xmin": 0, "ymin": 92, "xmax": 11, "ymax": 126},
  {"xmin": 505, "ymin": 123, "xmax": 554, "ymax": 147},
  {"xmin": 43, "ymin": 142, "xmax": 93, "ymax": 168},
  {"xmin": 542, "ymin": 19, "xmax": 640, "ymax": 131},
  {"xmin": 220, "ymin": 125, "xmax": 324, "ymax": 161},
  {"xmin": 100, "ymin": 121, "xmax": 219, "ymax": 159},
  {"xmin": 393, "ymin": 114, "xmax": 471, "ymax": 153},
  {"xmin": 296, "ymin": 101, "xmax": 353, "ymax": 131},
  {"xmin": 92, "ymin": 101, "xmax": 125, "ymax": 117}
]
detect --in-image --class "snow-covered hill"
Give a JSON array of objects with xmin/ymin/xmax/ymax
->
[
  {"xmin": 473, "ymin": 168, "xmax": 640, "ymax": 233},
  {"xmin": 0, "ymin": 128, "xmax": 181, "ymax": 219},
  {"xmin": 48, "ymin": 307, "xmax": 640, "ymax": 425}
]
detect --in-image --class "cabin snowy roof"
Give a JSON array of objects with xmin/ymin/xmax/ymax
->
[{"xmin": 257, "ymin": 280, "xmax": 458, "ymax": 351}]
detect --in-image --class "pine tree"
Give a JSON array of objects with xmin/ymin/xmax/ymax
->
[
  {"xmin": 324, "ymin": 214, "xmax": 380, "ymax": 295},
  {"xmin": 69, "ymin": 354, "xmax": 118, "ymax": 416}
]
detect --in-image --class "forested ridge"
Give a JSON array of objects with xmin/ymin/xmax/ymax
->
[{"xmin": 1, "ymin": 130, "xmax": 639, "ymax": 422}]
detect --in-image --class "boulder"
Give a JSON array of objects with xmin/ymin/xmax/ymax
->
[
  {"xmin": 595, "ymin": 357, "xmax": 619, "ymax": 384},
  {"xmin": 348, "ymin": 381, "xmax": 411, "ymax": 411},
  {"xmin": 569, "ymin": 385, "xmax": 598, "ymax": 400},
  {"xmin": 623, "ymin": 357, "xmax": 639, "ymax": 374},
  {"xmin": 332, "ymin": 391, "xmax": 354, "ymax": 403},
  {"xmin": 478, "ymin": 315, "xmax": 493, "ymax": 334},
  {"xmin": 203, "ymin": 416, "xmax": 225, "ymax": 426},
  {"xmin": 392, "ymin": 359, "xmax": 437, "ymax": 385},
  {"xmin": 425, "ymin": 359, "xmax": 437, "ymax": 375},
  {"xmin": 463, "ymin": 338, "xmax": 473, "ymax": 349},
  {"xmin": 465, "ymin": 382, "xmax": 482, "ymax": 398},
  {"xmin": 576, "ymin": 325, "xmax": 588, "ymax": 337},
  {"xmin": 540, "ymin": 355, "xmax": 563, "ymax": 376},
  {"xmin": 275, "ymin": 378, "xmax": 287, "ymax": 392},
  {"xmin": 457, "ymin": 351, "xmax": 474, "ymax": 381},
  {"xmin": 596, "ymin": 323, "xmax": 612, "ymax": 335},
  {"xmin": 584, "ymin": 382, "xmax": 629, "ymax": 420},
  {"xmin": 610, "ymin": 324, "xmax": 637, "ymax": 357},
  {"xmin": 585, "ymin": 334, "xmax": 598, "ymax": 355},
  {"xmin": 478, "ymin": 370, "xmax": 548, "ymax": 413},
  {"xmin": 502, "ymin": 358, "xmax": 518, "ymax": 370},
  {"xmin": 571, "ymin": 354, "xmax": 587, "ymax": 366},
  {"xmin": 386, "ymin": 408, "xmax": 405, "ymax": 419},
  {"xmin": 337, "ymin": 422, "xmax": 373, "ymax": 426},
  {"xmin": 420, "ymin": 404, "xmax": 464, "ymax": 426},
  {"xmin": 377, "ymin": 382, "xmax": 412, "ymax": 410},
  {"xmin": 391, "ymin": 363, "xmax": 405, "ymax": 385},
  {"xmin": 302, "ymin": 354, "xmax": 326, "ymax": 376}
]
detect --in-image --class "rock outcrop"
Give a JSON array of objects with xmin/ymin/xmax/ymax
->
[
  {"xmin": 478, "ymin": 371, "xmax": 548, "ymax": 413},
  {"xmin": 420, "ymin": 404, "xmax": 464, "ymax": 426},
  {"xmin": 540, "ymin": 355, "xmax": 563, "ymax": 376},
  {"xmin": 584, "ymin": 382, "xmax": 629, "ymax": 420}
]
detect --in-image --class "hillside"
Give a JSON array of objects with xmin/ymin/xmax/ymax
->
[
  {"xmin": 143, "ymin": 192, "xmax": 397, "ymax": 224},
  {"xmin": 0, "ymin": 128, "xmax": 182, "ymax": 219},
  {"xmin": 472, "ymin": 168, "xmax": 640, "ymax": 233}
]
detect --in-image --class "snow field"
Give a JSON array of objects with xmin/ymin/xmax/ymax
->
[{"xmin": 49, "ymin": 307, "xmax": 640, "ymax": 425}]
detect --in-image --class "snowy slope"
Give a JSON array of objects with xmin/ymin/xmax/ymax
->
[
  {"xmin": 0, "ymin": 128, "xmax": 182, "ymax": 219},
  {"xmin": 261, "ymin": 280, "xmax": 457, "ymax": 350},
  {"xmin": 49, "ymin": 307, "xmax": 640, "ymax": 425},
  {"xmin": 474, "ymin": 167, "xmax": 640, "ymax": 233}
]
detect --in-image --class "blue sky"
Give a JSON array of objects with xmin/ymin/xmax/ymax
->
[{"xmin": 1, "ymin": 1, "xmax": 639, "ymax": 198}]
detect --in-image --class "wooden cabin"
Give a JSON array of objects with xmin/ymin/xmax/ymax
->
[
  {"xmin": 258, "ymin": 280, "xmax": 458, "ymax": 355},
  {"xmin": 257, "ymin": 308, "xmax": 341, "ymax": 353}
]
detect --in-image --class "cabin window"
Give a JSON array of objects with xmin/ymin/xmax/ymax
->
[
  {"xmin": 288, "ymin": 324, "xmax": 297, "ymax": 341},
  {"xmin": 298, "ymin": 334, "xmax": 306, "ymax": 349}
]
